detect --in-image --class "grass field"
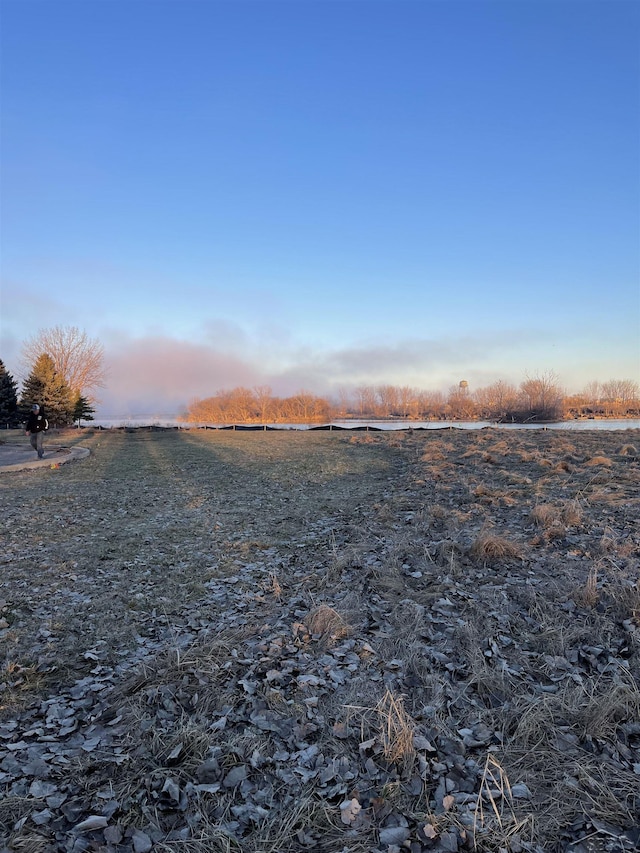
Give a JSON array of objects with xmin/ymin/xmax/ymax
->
[{"xmin": 1, "ymin": 427, "xmax": 639, "ymax": 852}]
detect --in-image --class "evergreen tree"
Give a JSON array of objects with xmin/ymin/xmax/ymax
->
[
  {"xmin": 73, "ymin": 394, "xmax": 95, "ymax": 426},
  {"xmin": 21, "ymin": 353, "xmax": 74, "ymax": 426},
  {"xmin": 0, "ymin": 359, "xmax": 19, "ymax": 427}
]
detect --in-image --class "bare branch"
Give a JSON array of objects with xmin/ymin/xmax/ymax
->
[{"xmin": 21, "ymin": 325, "xmax": 107, "ymax": 403}]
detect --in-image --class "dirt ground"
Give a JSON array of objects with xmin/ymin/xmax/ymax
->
[{"xmin": 1, "ymin": 427, "xmax": 639, "ymax": 852}]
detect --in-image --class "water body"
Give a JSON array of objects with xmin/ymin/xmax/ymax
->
[{"xmin": 88, "ymin": 418, "xmax": 640, "ymax": 431}]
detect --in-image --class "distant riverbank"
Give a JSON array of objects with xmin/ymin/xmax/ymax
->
[{"xmin": 85, "ymin": 417, "xmax": 640, "ymax": 431}]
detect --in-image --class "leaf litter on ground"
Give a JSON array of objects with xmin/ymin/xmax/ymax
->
[{"xmin": 1, "ymin": 427, "xmax": 639, "ymax": 851}]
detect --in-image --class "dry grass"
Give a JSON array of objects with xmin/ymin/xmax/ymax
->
[
  {"xmin": 473, "ymin": 484, "xmax": 518, "ymax": 506},
  {"xmin": 339, "ymin": 686, "xmax": 418, "ymax": 777},
  {"xmin": 561, "ymin": 499, "xmax": 583, "ymax": 526},
  {"xmin": 2, "ymin": 426, "xmax": 639, "ymax": 851},
  {"xmin": 305, "ymin": 605, "xmax": 352, "ymax": 646},
  {"xmin": 148, "ymin": 714, "xmax": 212, "ymax": 769},
  {"xmin": 0, "ymin": 798, "xmax": 34, "ymax": 840},
  {"xmin": 473, "ymin": 755, "xmax": 532, "ymax": 849},
  {"xmin": 574, "ymin": 565, "xmax": 599, "ymax": 607},
  {"xmin": 584, "ymin": 455, "xmax": 613, "ymax": 467},
  {"xmin": 618, "ymin": 443, "xmax": 638, "ymax": 456},
  {"xmin": 596, "ymin": 528, "xmax": 618, "ymax": 555},
  {"xmin": 421, "ymin": 446, "xmax": 447, "ymax": 462},
  {"xmin": 155, "ymin": 790, "xmax": 363, "ymax": 853},
  {"xmin": 266, "ymin": 571, "xmax": 283, "ymax": 599},
  {"xmin": 499, "ymin": 673, "xmax": 640, "ymax": 837},
  {"xmin": 3, "ymin": 835, "xmax": 50, "ymax": 853},
  {"xmin": 375, "ymin": 688, "xmax": 416, "ymax": 768},
  {"xmin": 469, "ymin": 533, "xmax": 522, "ymax": 562},
  {"xmin": 486, "ymin": 440, "xmax": 511, "ymax": 455},
  {"xmin": 0, "ymin": 661, "xmax": 46, "ymax": 714},
  {"xmin": 530, "ymin": 504, "xmax": 558, "ymax": 528},
  {"xmin": 530, "ymin": 500, "xmax": 583, "ymax": 530}
]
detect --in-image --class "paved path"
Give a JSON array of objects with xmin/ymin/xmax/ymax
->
[{"xmin": 0, "ymin": 442, "xmax": 90, "ymax": 473}]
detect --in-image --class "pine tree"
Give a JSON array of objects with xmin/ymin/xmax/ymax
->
[
  {"xmin": 0, "ymin": 359, "xmax": 19, "ymax": 427},
  {"xmin": 73, "ymin": 394, "xmax": 95, "ymax": 426},
  {"xmin": 21, "ymin": 353, "xmax": 74, "ymax": 426}
]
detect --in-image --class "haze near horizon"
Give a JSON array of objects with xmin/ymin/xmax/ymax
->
[{"xmin": 1, "ymin": 0, "xmax": 638, "ymax": 416}]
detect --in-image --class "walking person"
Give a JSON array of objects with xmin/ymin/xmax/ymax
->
[{"xmin": 25, "ymin": 404, "xmax": 48, "ymax": 458}]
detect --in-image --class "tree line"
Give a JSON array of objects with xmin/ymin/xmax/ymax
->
[
  {"xmin": 2, "ymin": 328, "xmax": 637, "ymax": 428},
  {"xmin": 0, "ymin": 326, "xmax": 106, "ymax": 427},
  {"xmin": 185, "ymin": 373, "xmax": 640, "ymax": 425}
]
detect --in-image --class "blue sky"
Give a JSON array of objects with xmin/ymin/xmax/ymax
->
[{"xmin": 1, "ymin": 0, "xmax": 638, "ymax": 415}]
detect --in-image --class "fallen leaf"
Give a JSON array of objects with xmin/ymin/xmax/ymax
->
[
  {"xmin": 339, "ymin": 797, "xmax": 362, "ymax": 825},
  {"xmin": 443, "ymin": 794, "xmax": 455, "ymax": 811},
  {"xmin": 423, "ymin": 822, "xmax": 438, "ymax": 839},
  {"xmin": 74, "ymin": 814, "xmax": 109, "ymax": 832}
]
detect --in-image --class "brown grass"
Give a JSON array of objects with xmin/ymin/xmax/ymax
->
[
  {"xmin": 584, "ymin": 455, "xmax": 613, "ymax": 467},
  {"xmin": 421, "ymin": 447, "xmax": 447, "ymax": 462},
  {"xmin": 470, "ymin": 534, "xmax": 522, "ymax": 562},
  {"xmin": 530, "ymin": 500, "xmax": 583, "ymax": 530},
  {"xmin": 375, "ymin": 688, "xmax": 416, "ymax": 769},
  {"xmin": 530, "ymin": 504, "xmax": 558, "ymax": 528},
  {"xmin": 264, "ymin": 571, "xmax": 283, "ymax": 599},
  {"xmin": 574, "ymin": 565, "xmax": 599, "ymax": 608},
  {"xmin": 617, "ymin": 443, "xmax": 638, "ymax": 456},
  {"xmin": 561, "ymin": 499, "xmax": 583, "ymax": 526},
  {"xmin": 2, "ymin": 426, "xmax": 639, "ymax": 851},
  {"xmin": 474, "ymin": 755, "xmax": 532, "ymax": 849},
  {"xmin": 0, "ymin": 661, "xmax": 46, "ymax": 714},
  {"xmin": 486, "ymin": 440, "xmax": 510, "ymax": 455},
  {"xmin": 500, "ymin": 674, "xmax": 640, "ymax": 836},
  {"xmin": 473, "ymin": 483, "xmax": 518, "ymax": 506},
  {"xmin": 305, "ymin": 605, "xmax": 352, "ymax": 645}
]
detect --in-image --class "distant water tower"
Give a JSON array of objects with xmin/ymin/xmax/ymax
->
[{"xmin": 459, "ymin": 380, "xmax": 469, "ymax": 392}]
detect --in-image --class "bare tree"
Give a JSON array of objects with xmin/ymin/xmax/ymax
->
[
  {"xmin": 446, "ymin": 384, "xmax": 476, "ymax": 420},
  {"xmin": 416, "ymin": 390, "xmax": 445, "ymax": 419},
  {"xmin": 376, "ymin": 385, "xmax": 400, "ymax": 417},
  {"xmin": 275, "ymin": 391, "xmax": 329, "ymax": 423},
  {"xmin": 600, "ymin": 379, "xmax": 640, "ymax": 415},
  {"xmin": 582, "ymin": 381, "xmax": 602, "ymax": 410},
  {"xmin": 334, "ymin": 387, "xmax": 351, "ymax": 418},
  {"xmin": 519, "ymin": 371, "xmax": 564, "ymax": 421},
  {"xmin": 224, "ymin": 387, "xmax": 256, "ymax": 422},
  {"xmin": 22, "ymin": 325, "xmax": 107, "ymax": 403},
  {"xmin": 183, "ymin": 375, "xmax": 634, "ymax": 427},
  {"xmin": 186, "ymin": 387, "xmax": 332, "ymax": 424},
  {"xmin": 253, "ymin": 385, "xmax": 273, "ymax": 423},
  {"xmin": 184, "ymin": 395, "xmax": 223, "ymax": 423},
  {"xmin": 474, "ymin": 380, "xmax": 519, "ymax": 421},
  {"xmin": 398, "ymin": 386, "xmax": 416, "ymax": 418},
  {"xmin": 354, "ymin": 385, "xmax": 376, "ymax": 418}
]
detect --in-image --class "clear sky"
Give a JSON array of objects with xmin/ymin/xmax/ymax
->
[{"xmin": 1, "ymin": 0, "xmax": 639, "ymax": 415}]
